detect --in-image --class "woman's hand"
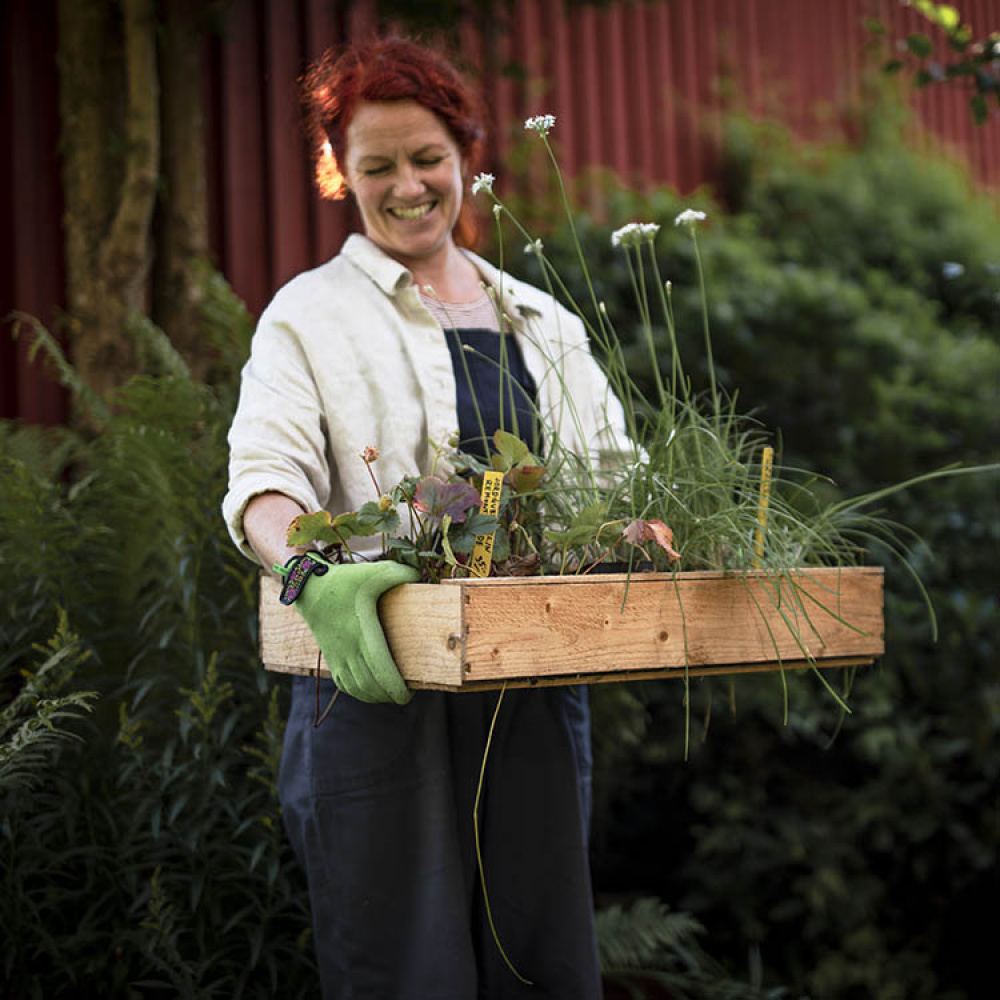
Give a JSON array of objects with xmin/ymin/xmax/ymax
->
[
  {"xmin": 244, "ymin": 492, "xmax": 308, "ymax": 573},
  {"xmin": 283, "ymin": 554, "xmax": 419, "ymax": 704}
]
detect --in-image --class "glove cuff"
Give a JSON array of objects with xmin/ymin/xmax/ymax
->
[{"xmin": 275, "ymin": 551, "xmax": 331, "ymax": 606}]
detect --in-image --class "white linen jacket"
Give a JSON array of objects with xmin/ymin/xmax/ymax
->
[{"xmin": 223, "ymin": 234, "xmax": 629, "ymax": 564}]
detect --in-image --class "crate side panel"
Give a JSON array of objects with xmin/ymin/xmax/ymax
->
[
  {"xmin": 380, "ymin": 584, "xmax": 464, "ymax": 686},
  {"xmin": 460, "ymin": 569, "xmax": 883, "ymax": 681}
]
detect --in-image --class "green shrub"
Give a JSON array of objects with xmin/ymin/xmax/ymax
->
[
  {"xmin": 502, "ymin": 110, "xmax": 999, "ymax": 999},
  {"xmin": 4, "ymin": 102, "xmax": 997, "ymax": 998},
  {"xmin": 1, "ymin": 285, "xmax": 316, "ymax": 997}
]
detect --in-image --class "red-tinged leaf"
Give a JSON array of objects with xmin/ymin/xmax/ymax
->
[
  {"xmin": 507, "ymin": 464, "xmax": 546, "ymax": 494},
  {"xmin": 623, "ymin": 519, "xmax": 681, "ymax": 562},
  {"xmin": 412, "ymin": 476, "xmax": 481, "ymax": 524}
]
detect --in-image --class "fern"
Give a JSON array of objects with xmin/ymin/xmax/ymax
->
[
  {"xmin": 2, "ymin": 269, "xmax": 316, "ymax": 997},
  {"xmin": 0, "ymin": 611, "xmax": 97, "ymax": 792},
  {"xmin": 597, "ymin": 897, "xmax": 790, "ymax": 998},
  {"xmin": 8, "ymin": 311, "xmax": 111, "ymax": 426},
  {"xmin": 597, "ymin": 896, "xmax": 705, "ymax": 969}
]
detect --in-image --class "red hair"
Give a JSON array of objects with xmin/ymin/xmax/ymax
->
[{"xmin": 302, "ymin": 36, "xmax": 487, "ymax": 249}]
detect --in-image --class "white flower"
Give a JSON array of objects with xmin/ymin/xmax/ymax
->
[
  {"xmin": 941, "ymin": 261, "xmax": 965, "ymax": 279},
  {"xmin": 524, "ymin": 114, "xmax": 556, "ymax": 135},
  {"xmin": 611, "ymin": 222, "xmax": 661, "ymax": 248},
  {"xmin": 471, "ymin": 172, "xmax": 494, "ymax": 195},
  {"xmin": 993, "ymin": 40, "xmax": 1000, "ymax": 56},
  {"xmin": 523, "ymin": 238, "xmax": 544, "ymax": 254},
  {"xmin": 674, "ymin": 209, "xmax": 707, "ymax": 227},
  {"xmin": 492, "ymin": 203, "xmax": 502, "ymax": 218}
]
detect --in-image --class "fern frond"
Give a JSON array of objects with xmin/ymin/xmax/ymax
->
[
  {"xmin": 128, "ymin": 312, "xmax": 191, "ymax": 379},
  {"xmin": 597, "ymin": 896, "xmax": 704, "ymax": 970},
  {"xmin": 0, "ymin": 611, "xmax": 97, "ymax": 792},
  {"xmin": 8, "ymin": 311, "xmax": 111, "ymax": 425}
]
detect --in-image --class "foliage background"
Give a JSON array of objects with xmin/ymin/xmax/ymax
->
[
  {"xmin": 3, "ymin": 99, "xmax": 999, "ymax": 1000},
  {"xmin": 502, "ymin": 107, "xmax": 999, "ymax": 999}
]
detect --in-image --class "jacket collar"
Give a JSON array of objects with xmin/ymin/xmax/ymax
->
[{"xmin": 340, "ymin": 233, "xmax": 541, "ymax": 330}]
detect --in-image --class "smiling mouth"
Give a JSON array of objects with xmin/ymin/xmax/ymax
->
[{"xmin": 388, "ymin": 201, "xmax": 436, "ymax": 221}]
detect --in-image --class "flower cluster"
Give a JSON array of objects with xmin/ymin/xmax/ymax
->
[
  {"xmin": 611, "ymin": 222, "xmax": 661, "ymax": 248},
  {"xmin": 674, "ymin": 208, "xmax": 707, "ymax": 227},
  {"xmin": 471, "ymin": 172, "xmax": 495, "ymax": 196},
  {"xmin": 524, "ymin": 114, "xmax": 556, "ymax": 135}
]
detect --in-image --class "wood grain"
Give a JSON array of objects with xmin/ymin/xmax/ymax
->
[{"xmin": 259, "ymin": 567, "xmax": 884, "ymax": 690}]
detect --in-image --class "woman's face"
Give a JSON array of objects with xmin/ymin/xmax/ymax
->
[{"xmin": 344, "ymin": 100, "xmax": 465, "ymax": 269}]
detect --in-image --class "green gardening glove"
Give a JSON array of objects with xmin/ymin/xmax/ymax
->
[{"xmin": 276, "ymin": 552, "xmax": 419, "ymax": 705}]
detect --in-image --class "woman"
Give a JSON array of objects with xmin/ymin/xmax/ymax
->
[{"xmin": 224, "ymin": 36, "xmax": 625, "ymax": 998}]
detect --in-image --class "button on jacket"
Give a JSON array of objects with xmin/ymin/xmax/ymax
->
[{"xmin": 223, "ymin": 233, "xmax": 629, "ymax": 563}]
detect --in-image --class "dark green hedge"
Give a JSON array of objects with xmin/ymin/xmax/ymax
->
[
  {"xmin": 3, "ymin": 109, "xmax": 998, "ymax": 997},
  {"xmin": 503, "ymin": 112, "xmax": 999, "ymax": 998}
]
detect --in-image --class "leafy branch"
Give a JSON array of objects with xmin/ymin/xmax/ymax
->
[{"xmin": 870, "ymin": 2, "xmax": 1000, "ymax": 123}]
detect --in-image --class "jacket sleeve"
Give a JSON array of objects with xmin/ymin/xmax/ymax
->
[{"xmin": 222, "ymin": 303, "xmax": 333, "ymax": 563}]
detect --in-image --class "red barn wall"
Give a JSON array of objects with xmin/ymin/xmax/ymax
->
[{"xmin": 3, "ymin": 0, "xmax": 999, "ymax": 425}]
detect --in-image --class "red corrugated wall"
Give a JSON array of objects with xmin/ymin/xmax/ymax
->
[{"xmin": 3, "ymin": 0, "xmax": 999, "ymax": 425}]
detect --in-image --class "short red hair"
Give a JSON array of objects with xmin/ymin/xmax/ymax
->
[{"xmin": 302, "ymin": 36, "xmax": 487, "ymax": 249}]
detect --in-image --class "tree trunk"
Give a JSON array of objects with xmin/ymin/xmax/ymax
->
[
  {"xmin": 58, "ymin": 0, "xmax": 159, "ymax": 412},
  {"xmin": 154, "ymin": 0, "xmax": 211, "ymax": 380}
]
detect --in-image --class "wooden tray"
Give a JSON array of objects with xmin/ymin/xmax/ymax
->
[{"xmin": 258, "ymin": 566, "xmax": 884, "ymax": 691}]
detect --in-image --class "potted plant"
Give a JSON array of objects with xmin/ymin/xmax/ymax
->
[{"xmin": 258, "ymin": 114, "xmax": 908, "ymax": 724}]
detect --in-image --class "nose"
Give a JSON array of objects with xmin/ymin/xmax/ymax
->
[{"xmin": 394, "ymin": 163, "xmax": 426, "ymax": 199}]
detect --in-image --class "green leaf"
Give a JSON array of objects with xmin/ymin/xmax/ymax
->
[
  {"xmin": 970, "ymin": 93, "xmax": 988, "ymax": 124},
  {"xmin": 491, "ymin": 428, "xmax": 532, "ymax": 471},
  {"xmin": 883, "ymin": 59, "xmax": 904, "ymax": 74},
  {"xmin": 386, "ymin": 536, "xmax": 418, "ymax": 555},
  {"xmin": 543, "ymin": 501, "xmax": 612, "ymax": 548},
  {"xmin": 356, "ymin": 500, "xmax": 400, "ymax": 536},
  {"xmin": 906, "ymin": 33, "xmax": 933, "ymax": 58},
  {"xmin": 490, "ymin": 527, "xmax": 511, "ymax": 563},
  {"xmin": 286, "ymin": 510, "xmax": 333, "ymax": 546},
  {"xmin": 946, "ymin": 31, "xmax": 970, "ymax": 52},
  {"xmin": 439, "ymin": 514, "xmax": 459, "ymax": 568},
  {"xmin": 447, "ymin": 512, "xmax": 499, "ymax": 554},
  {"xmin": 391, "ymin": 475, "xmax": 422, "ymax": 504},
  {"xmin": 934, "ymin": 4, "xmax": 960, "ymax": 31}
]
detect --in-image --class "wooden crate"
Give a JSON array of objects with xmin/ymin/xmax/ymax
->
[{"xmin": 258, "ymin": 566, "xmax": 884, "ymax": 691}]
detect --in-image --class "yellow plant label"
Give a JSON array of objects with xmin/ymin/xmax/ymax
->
[
  {"xmin": 468, "ymin": 470, "xmax": 504, "ymax": 578},
  {"xmin": 754, "ymin": 446, "xmax": 774, "ymax": 565}
]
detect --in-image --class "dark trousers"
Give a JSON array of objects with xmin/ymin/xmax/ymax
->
[{"xmin": 277, "ymin": 677, "xmax": 602, "ymax": 999}]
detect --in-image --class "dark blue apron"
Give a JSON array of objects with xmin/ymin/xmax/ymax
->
[{"xmin": 277, "ymin": 326, "xmax": 601, "ymax": 998}]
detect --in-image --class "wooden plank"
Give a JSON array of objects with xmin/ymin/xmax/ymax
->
[
  {"xmin": 259, "ymin": 567, "xmax": 883, "ymax": 690},
  {"xmin": 458, "ymin": 567, "xmax": 882, "ymax": 682},
  {"xmin": 379, "ymin": 583, "xmax": 465, "ymax": 687},
  {"xmin": 408, "ymin": 656, "xmax": 876, "ymax": 693}
]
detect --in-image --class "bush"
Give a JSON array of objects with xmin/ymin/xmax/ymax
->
[
  {"xmin": 1, "ymin": 286, "xmax": 316, "ymax": 998},
  {"xmin": 4, "ymin": 105, "xmax": 997, "ymax": 998},
  {"xmin": 502, "ymin": 111, "xmax": 999, "ymax": 999}
]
